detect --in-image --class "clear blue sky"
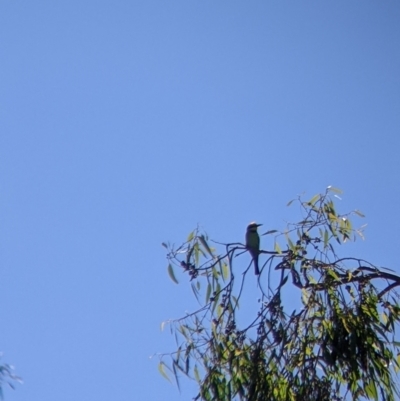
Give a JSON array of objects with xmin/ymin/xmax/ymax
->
[{"xmin": 0, "ymin": 1, "xmax": 399, "ymax": 400}]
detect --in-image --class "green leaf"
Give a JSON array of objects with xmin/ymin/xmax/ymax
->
[
  {"xmin": 217, "ymin": 303, "xmax": 224, "ymax": 318},
  {"xmin": 301, "ymin": 288, "xmax": 309, "ymax": 305},
  {"xmin": 161, "ymin": 242, "xmax": 168, "ymax": 249},
  {"xmin": 187, "ymin": 230, "xmax": 195, "ymax": 241},
  {"xmin": 327, "ymin": 212, "xmax": 337, "ymax": 223},
  {"xmin": 308, "ymin": 194, "xmax": 320, "ymax": 206},
  {"xmin": 160, "ymin": 320, "xmax": 168, "ymax": 331},
  {"xmin": 194, "ymin": 243, "xmax": 200, "ymax": 266},
  {"xmin": 171, "ymin": 361, "xmax": 181, "ymax": 390},
  {"xmin": 287, "ymin": 199, "xmax": 295, "ymax": 207},
  {"xmin": 298, "ymin": 220, "xmax": 313, "ymax": 225},
  {"xmin": 354, "ymin": 209, "xmax": 365, "ymax": 218},
  {"xmin": 396, "ymin": 354, "xmax": 400, "ymax": 372},
  {"xmin": 185, "ymin": 355, "xmax": 190, "ymax": 374},
  {"xmin": 232, "ymin": 295, "xmax": 239, "ymax": 309},
  {"xmin": 327, "ymin": 269, "xmax": 339, "ymax": 281},
  {"xmin": 194, "ymin": 365, "xmax": 201, "ymax": 383},
  {"xmin": 212, "ymin": 266, "xmax": 219, "ymax": 279},
  {"xmin": 178, "ymin": 325, "xmax": 188, "ymax": 339},
  {"xmin": 158, "ymin": 362, "xmax": 171, "ymax": 382},
  {"xmin": 199, "ymin": 235, "xmax": 213, "ymax": 257},
  {"xmin": 356, "ymin": 228, "xmax": 365, "ymax": 240},
  {"xmin": 274, "ymin": 242, "xmax": 282, "ymax": 254},
  {"xmin": 206, "ymin": 283, "xmax": 212, "ymax": 304},
  {"xmin": 381, "ymin": 312, "xmax": 388, "ymax": 325},
  {"xmin": 168, "ymin": 264, "xmax": 179, "ymax": 284},
  {"xmin": 327, "ymin": 186, "xmax": 343, "ymax": 194},
  {"xmin": 328, "ymin": 222, "xmax": 339, "ymax": 240},
  {"xmin": 365, "ymin": 380, "xmax": 378, "ymax": 401},
  {"xmin": 324, "ymin": 200, "xmax": 336, "ymax": 216},
  {"xmin": 286, "ymin": 235, "xmax": 295, "ymax": 251},
  {"xmin": 222, "ymin": 263, "xmax": 229, "ymax": 280},
  {"xmin": 191, "ymin": 283, "xmax": 200, "ymax": 302},
  {"xmin": 280, "ymin": 274, "xmax": 288, "ymax": 287},
  {"xmin": 212, "ymin": 283, "xmax": 221, "ymax": 313},
  {"xmin": 262, "ymin": 229, "xmax": 278, "ymax": 236},
  {"xmin": 324, "ymin": 230, "xmax": 329, "ymax": 249}
]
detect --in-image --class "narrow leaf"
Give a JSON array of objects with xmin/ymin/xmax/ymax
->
[
  {"xmin": 191, "ymin": 283, "xmax": 200, "ymax": 302},
  {"xmin": 222, "ymin": 263, "xmax": 229, "ymax": 280},
  {"xmin": 194, "ymin": 365, "xmax": 201, "ymax": 383},
  {"xmin": 354, "ymin": 209, "xmax": 365, "ymax": 218},
  {"xmin": 396, "ymin": 354, "xmax": 400, "ymax": 372},
  {"xmin": 324, "ymin": 230, "xmax": 329, "ymax": 249},
  {"xmin": 199, "ymin": 235, "xmax": 213, "ymax": 257},
  {"xmin": 206, "ymin": 283, "xmax": 212, "ymax": 304},
  {"xmin": 262, "ymin": 229, "xmax": 278, "ymax": 236},
  {"xmin": 212, "ymin": 283, "xmax": 221, "ymax": 313},
  {"xmin": 308, "ymin": 194, "xmax": 320, "ymax": 205},
  {"xmin": 287, "ymin": 236, "xmax": 295, "ymax": 251},
  {"xmin": 158, "ymin": 362, "xmax": 171, "ymax": 382},
  {"xmin": 365, "ymin": 380, "xmax": 378, "ymax": 401},
  {"xmin": 327, "ymin": 186, "xmax": 343, "ymax": 194},
  {"xmin": 274, "ymin": 242, "xmax": 282, "ymax": 254},
  {"xmin": 168, "ymin": 264, "xmax": 179, "ymax": 284}
]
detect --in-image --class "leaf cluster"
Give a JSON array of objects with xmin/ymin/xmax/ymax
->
[
  {"xmin": 160, "ymin": 188, "xmax": 400, "ymax": 401},
  {"xmin": 0, "ymin": 361, "xmax": 22, "ymax": 400}
]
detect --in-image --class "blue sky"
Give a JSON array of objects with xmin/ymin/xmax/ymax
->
[{"xmin": 0, "ymin": 1, "xmax": 399, "ymax": 400}]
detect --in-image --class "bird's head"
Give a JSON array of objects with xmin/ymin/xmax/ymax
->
[{"xmin": 247, "ymin": 222, "xmax": 262, "ymax": 232}]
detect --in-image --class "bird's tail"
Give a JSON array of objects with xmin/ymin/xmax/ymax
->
[{"xmin": 253, "ymin": 253, "xmax": 260, "ymax": 275}]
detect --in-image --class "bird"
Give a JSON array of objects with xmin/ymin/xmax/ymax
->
[{"xmin": 245, "ymin": 222, "xmax": 262, "ymax": 275}]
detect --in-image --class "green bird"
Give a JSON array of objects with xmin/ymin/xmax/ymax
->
[{"xmin": 245, "ymin": 222, "xmax": 262, "ymax": 275}]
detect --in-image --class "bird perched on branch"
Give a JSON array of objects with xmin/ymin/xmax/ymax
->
[{"xmin": 245, "ymin": 222, "xmax": 262, "ymax": 275}]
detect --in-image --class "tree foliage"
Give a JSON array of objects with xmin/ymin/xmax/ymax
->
[
  {"xmin": 0, "ymin": 360, "xmax": 22, "ymax": 400},
  {"xmin": 160, "ymin": 187, "xmax": 400, "ymax": 401}
]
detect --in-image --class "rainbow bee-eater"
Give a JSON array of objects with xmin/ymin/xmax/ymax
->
[{"xmin": 245, "ymin": 222, "xmax": 262, "ymax": 275}]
